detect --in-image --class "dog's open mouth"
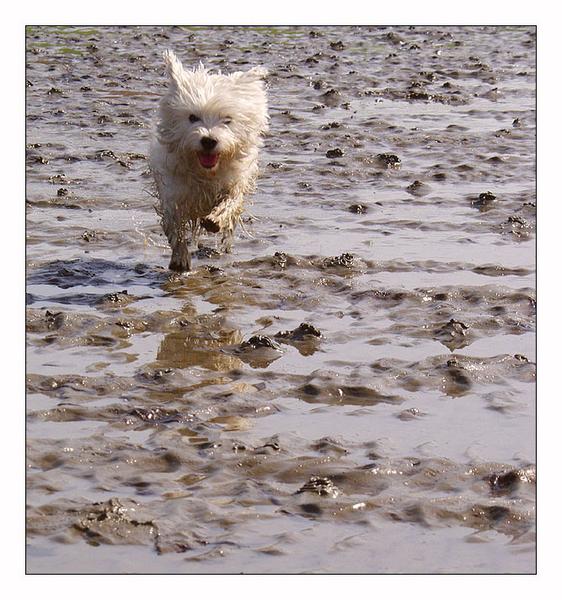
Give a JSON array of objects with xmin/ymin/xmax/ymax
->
[{"xmin": 198, "ymin": 152, "xmax": 220, "ymax": 169}]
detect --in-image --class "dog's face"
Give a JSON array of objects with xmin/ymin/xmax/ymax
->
[{"xmin": 157, "ymin": 51, "xmax": 268, "ymax": 176}]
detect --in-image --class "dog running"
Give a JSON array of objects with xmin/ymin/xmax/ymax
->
[{"xmin": 149, "ymin": 50, "xmax": 269, "ymax": 272}]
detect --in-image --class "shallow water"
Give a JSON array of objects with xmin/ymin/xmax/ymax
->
[{"xmin": 26, "ymin": 25, "xmax": 536, "ymax": 574}]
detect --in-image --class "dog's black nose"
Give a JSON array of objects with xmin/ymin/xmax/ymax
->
[{"xmin": 200, "ymin": 137, "xmax": 218, "ymax": 151}]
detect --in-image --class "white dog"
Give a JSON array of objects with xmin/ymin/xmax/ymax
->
[{"xmin": 149, "ymin": 50, "xmax": 269, "ymax": 272}]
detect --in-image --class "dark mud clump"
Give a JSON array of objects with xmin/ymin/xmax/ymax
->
[
  {"xmin": 296, "ymin": 476, "xmax": 341, "ymax": 498},
  {"xmin": 326, "ymin": 148, "xmax": 344, "ymax": 159},
  {"xmin": 73, "ymin": 499, "xmax": 158, "ymax": 547},
  {"xmin": 348, "ymin": 203, "xmax": 368, "ymax": 214},
  {"xmin": 275, "ymin": 322, "xmax": 322, "ymax": 341},
  {"xmin": 241, "ymin": 335, "xmax": 281, "ymax": 350},
  {"xmin": 406, "ymin": 180, "xmax": 431, "ymax": 197},
  {"xmin": 274, "ymin": 323, "xmax": 322, "ymax": 356},
  {"xmin": 434, "ymin": 318, "xmax": 471, "ymax": 350},
  {"xmin": 322, "ymin": 253, "xmax": 356, "ymax": 269},
  {"xmin": 470, "ymin": 191, "xmax": 499, "ymax": 214},
  {"xmin": 129, "ymin": 406, "xmax": 193, "ymax": 425},
  {"xmin": 486, "ymin": 466, "xmax": 536, "ymax": 496},
  {"xmin": 377, "ymin": 153, "xmax": 401, "ymax": 168},
  {"xmin": 225, "ymin": 335, "xmax": 283, "ymax": 368}
]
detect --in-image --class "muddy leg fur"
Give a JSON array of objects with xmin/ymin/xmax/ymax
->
[
  {"xmin": 200, "ymin": 195, "xmax": 245, "ymax": 240},
  {"xmin": 161, "ymin": 208, "xmax": 191, "ymax": 272},
  {"xmin": 169, "ymin": 235, "xmax": 191, "ymax": 272}
]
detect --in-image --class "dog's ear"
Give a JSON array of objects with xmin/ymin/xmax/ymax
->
[
  {"xmin": 230, "ymin": 66, "xmax": 268, "ymax": 85},
  {"xmin": 244, "ymin": 66, "xmax": 268, "ymax": 82},
  {"xmin": 163, "ymin": 50, "xmax": 185, "ymax": 86}
]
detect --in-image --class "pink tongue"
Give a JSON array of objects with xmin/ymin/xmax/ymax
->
[{"xmin": 199, "ymin": 153, "xmax": 219, "ymax": 168}]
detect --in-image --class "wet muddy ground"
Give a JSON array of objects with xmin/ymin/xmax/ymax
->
[{"xmin": 26, "ymin": 26, "xmax": 536, "ymax": 573}]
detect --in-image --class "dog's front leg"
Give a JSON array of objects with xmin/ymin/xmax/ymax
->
[
  {"xmin": 169, "ymin": 232, "xmax": 191, "ymax": 272},
  {"xmin": 200, "ymin": 195, "xmax": 245, "ymax": 238},
  {"xmin": 162, "ymin": 209, "xmax": 191, "ymax": 272}
]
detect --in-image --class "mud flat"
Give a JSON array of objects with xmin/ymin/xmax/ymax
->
[{"xmin": 26, "ymin": 25, "xmax": 535, "ymax": 573}]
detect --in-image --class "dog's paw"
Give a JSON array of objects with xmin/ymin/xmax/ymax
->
[
  {"xmin": 169, "ymin": 256, "xmax": 191, "ymax": 272},
  {"xmin": 200, "ymin": 217, "xmax": 221, "ymax": 233}
]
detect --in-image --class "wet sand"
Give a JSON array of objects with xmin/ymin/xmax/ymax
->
[{"xmin": 26, "ymin": 25, "xmax": 535, "ymax": 573}]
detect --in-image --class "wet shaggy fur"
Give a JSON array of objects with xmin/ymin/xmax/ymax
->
[{"xmin": 149, "ymin": 50, "xmax": 269, "ymax": 272}]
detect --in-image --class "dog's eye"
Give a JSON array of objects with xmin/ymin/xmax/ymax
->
[
  {"xmin": 223, "ymin": 117, "xmax": 232, "ymax": 125},
  {"xmin": 189, "ymin": 114, "xmax": 200, "ymax": 123}
]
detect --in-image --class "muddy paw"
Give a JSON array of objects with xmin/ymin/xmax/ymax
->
[
  {"xmin": 200, "ymin": 218, "xmax": 221, "ymax": 233},
  {"xmin": 169, "ymin": 256, "xmax": 191, "ymax": 272}
]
